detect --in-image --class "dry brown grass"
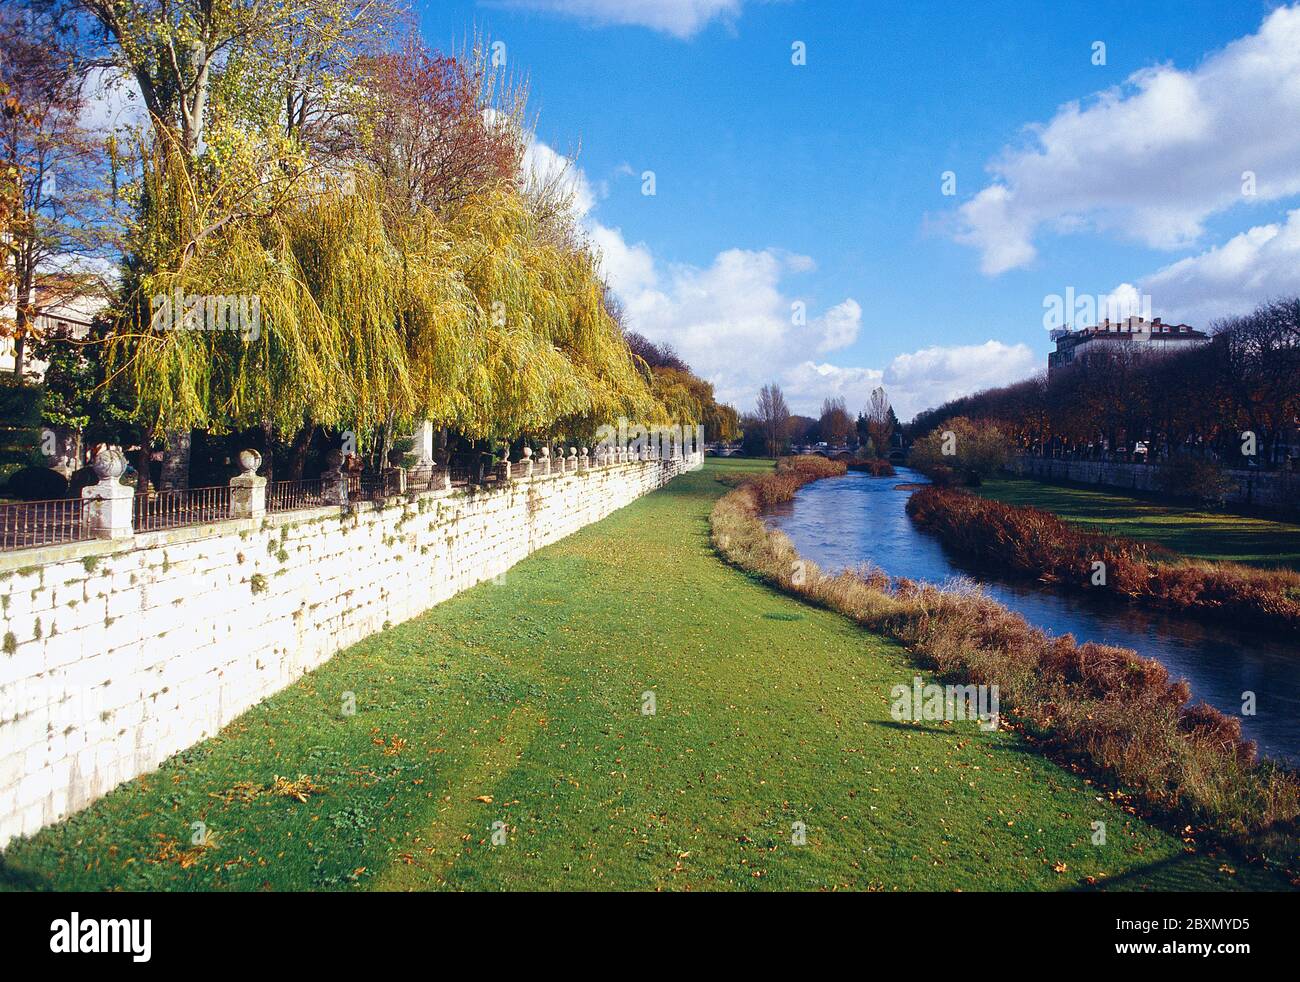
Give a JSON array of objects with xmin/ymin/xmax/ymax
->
[
  {"xmin": 846, "ymin": 458, "xmax": 897, "ymax": 476},
  {"xmin": 710, "ymin": 461, "xmax": 1300, "ymax": 868},
  {"xmin": 906, "ymin": 487, "xmax": 1300, "ymax": 634}
]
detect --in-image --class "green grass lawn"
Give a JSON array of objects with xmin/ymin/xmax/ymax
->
[
  {"xmin": 976, "ymin": 477, "xmax": 1300, "ymax": 570},
  {"xmin": 1, "ymin": 458, "xmax": 1287, "ymax": 891}
]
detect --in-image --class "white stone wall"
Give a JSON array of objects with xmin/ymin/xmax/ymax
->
[
  {"xmin": 1007, "ymin": 455, "xmax": 1299, "ymax": 512},
  {"xmin": 0, "ymin": 454, "xmax": 700, "ymax": 847}
]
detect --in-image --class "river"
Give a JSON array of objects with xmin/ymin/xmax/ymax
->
[{"xmin": 765, "ymin": 467, "xmax": 1300, "ymax": 763}]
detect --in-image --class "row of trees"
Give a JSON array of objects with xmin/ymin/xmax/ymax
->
[
  {"xmin": 909, "ymin": 299, "xmax": 1300, "ymax": 468},
  {"xmin": 740, "ymin": 383, "xmax": 899, "ymax": 458},
  {"xmin": 1, "ymin": 0, "xmax": 735, "ymax": 492},
  {"xmin": 623, "ymin": 330, "xmax": 739, "ymax": 442}
]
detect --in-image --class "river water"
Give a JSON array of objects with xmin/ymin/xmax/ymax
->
[{"xmin": 765, "ymin": 467, "xmax": 1300, "ymax": 763}]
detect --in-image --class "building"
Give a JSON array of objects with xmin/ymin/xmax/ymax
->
[
  {"xmin": 0, "ymin": 281, "xmax": 106, "ymax": 379},
  {"xmin": 1048, "ymin": 316, "xmax": 1209, "ymax": 374}
]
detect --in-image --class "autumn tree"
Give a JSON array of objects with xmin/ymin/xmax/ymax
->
[
  {"xmin": 787, "ymin": 414, "xmax": 817, "ymax": 446},
  {"xmin": 755, "ymin": 383, "xmax": 791, "ymax": 457},
  {"xmin": 816, "ymin": 395, "xmax": 851, "ymax": 446},
  {"xmin": 1211, "ymin": 301, "xmax": 1300, "ymax": 465},
  {"xmin": 908, "ymin": 298, "xmax": 1300, "ymax": 473},
  {"xmin": 864, "ymin": 386, "xmax": 896, "ymax": 457},
  {"xmin": 359, "ymin": 36, "xmax": 524, "ymax": 218},
  {"xmin": 0, "ymin": 2, "xmax": 113, "ymax": 377},
  {"xmin": 909, "ymin": 416, "xmax": 1009, "ymax": 486},
  {"xmin": 58, "ymin": 1, "xmax": 681, "ymax": 493}
]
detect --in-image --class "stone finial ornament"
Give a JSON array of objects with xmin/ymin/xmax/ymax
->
[{"xmin": 92, "ymin": 447, "xmax": 126, "ymax": 482}]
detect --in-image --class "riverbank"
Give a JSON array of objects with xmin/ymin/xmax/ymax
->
[
  {"xmin": 907, "ymin": 486, "xmax": 1300, "ymax": 636},
  {"xmin": 2, "ymin": 460, "xmax": 1284, "ymax": 891},
  {"xmin": 976, "ymin": 477, "xmax": 1300, "ymax": 569},
  {"xmin": 715, "ymin": 461, "xmax": 1300, "ymax": 875}
]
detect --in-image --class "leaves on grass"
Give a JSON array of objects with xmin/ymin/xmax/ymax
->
[{"xmin": 211, "ymin": 775, "xmax": 327, "ymax": 804}]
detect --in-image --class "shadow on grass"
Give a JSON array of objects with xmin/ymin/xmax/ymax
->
[
  {"xmin": 1066, "ymin": 850, "xmax": 1279, "ymax": 893},
  {"xmin": 0, "ymin": 857, "xmax": 55, "ymax": 892}
]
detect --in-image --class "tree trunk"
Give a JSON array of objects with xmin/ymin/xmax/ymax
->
[
  {"xmin": 160, "ymin": 429, "xmax": 192, "ymax": 490},
  {"xmin": 136, "ymin": 424, "xmax": 153, "ymax": 500},
  {"xmin": 379, "ymin": 414, "xmax": 395, "ymax": 472},
  {"xmin": 261, "ymin": 420, "xmax": 275, "ymax": 484},
  {"xmin": 287, "ymin": 424, "xmax": 316, "ymax": 481}
]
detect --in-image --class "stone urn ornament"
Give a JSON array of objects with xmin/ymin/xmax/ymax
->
[{"xmin": 92, "ymin": 446, "xmax": 126, "ymax": 483}]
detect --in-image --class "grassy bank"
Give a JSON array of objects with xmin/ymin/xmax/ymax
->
[
  {"xmin": 908, "ymin": 486, "xmax": 1300, "ymax": 636},
  {"xmin": 1, "ymin": 459, "xmax": 1290, "ymax": 891},
  {"xmin": 712, "ymin": 460, "xmax": 1300, "ymax": 875},
  {"xmin": 977, "ymin": 477, "xmax": 1300, "ymax": 570}
]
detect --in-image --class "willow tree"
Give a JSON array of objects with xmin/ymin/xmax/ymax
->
[
  {"xmin": 110, "ymin": 150, "xmax": 655, "ymax": 449},
  {"xmin": 94, "ymin": 6, "xmax": 672, "ymax": 472},
  {"xmin": 355, "ymin": 34, "xmax": 657, "ymax": 450},
  {"xmin": 441, "ymin": 185, "xmax": 655, "ymax": 444},
  {"xmin": 111, "ymin": 150, "xmax": 443, "ymax": 436},
  {"xmin": 82, "ymin": 0, "xmax": 402, "ymax": 485}
]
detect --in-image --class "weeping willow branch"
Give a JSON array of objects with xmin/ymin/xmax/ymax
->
[{"xmin": 105, "ymin": 145, "xmax": 666, "ymax": 443}]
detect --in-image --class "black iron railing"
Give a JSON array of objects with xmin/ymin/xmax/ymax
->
[
  {"xmin": 132, "ymin": 485, "xmax": 232, "ymax": 533},
  {"xmin": 267, "ymin": 478, "xmax": 327, "ymax": 513},
  {"xmin": 0, "ymin": 497, "xmax": 90, "ymax": 552}
]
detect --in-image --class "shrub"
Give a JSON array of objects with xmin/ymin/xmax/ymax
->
[
  {"xmin": 909, "ymin": 416, "xmax": 1009, "ymax": 485},
  {"xmin": 906, "ymin": 486, "xmax": 1300, "ymax": 635},
  {"xmin": 710, "ymin": 466, "xmax": 1300, "ymax": 867},
  {"xmin": 3, "ymin": 467, "xmax": 70, "ymax": 501},
  {"xmin": 1157, "ymin": 456, "xmax": 1238, "ymax": 507},
  {"xmin": 775, "ymin": 455, "xmax": 846, "ymax": 479},
  {"xmin": 846, "ymin": 458, "xmax": 896, "ymax": 476}
]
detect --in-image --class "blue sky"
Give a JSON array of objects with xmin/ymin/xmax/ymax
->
[{"xmin": 414, "ymin": 1, "xmax": 1300, "ymax": 419}]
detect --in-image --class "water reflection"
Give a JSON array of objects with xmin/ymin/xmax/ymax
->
[{"xmin": 766, "ymin": 468, "xmax": 1300, "ymax": 763}]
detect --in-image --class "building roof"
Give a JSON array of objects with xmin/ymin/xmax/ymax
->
[{"xmin": 1053, "ymin": 316, "xmax": 1207, "ymax": 341}]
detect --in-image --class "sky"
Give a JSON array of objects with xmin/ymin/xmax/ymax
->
[
  {"xmin": 77, "ymin": 1, "xmax": 1300, "ymax": 421},
  {"xmin": 409, "ymin": 0, "xmax": 1300, "ymax": 420}
]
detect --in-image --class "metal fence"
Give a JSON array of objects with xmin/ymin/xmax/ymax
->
[
  {"xmin": 2, "ymin": 451, "xmax": 666, "ymax": 554},
  {"xmin": 132, "ymin": 484, "xmax": 232, "ymax": 533},
  {"xmin": 353, "ymin": 474, "xmax": 387, "ymax": 498},
  {"xmin": 267, "ymin": 478, "xmax": 327, "ymax": 513},
  {"xmin": 0, "ymin": 497, "xmax": 91, "ymax": 552},
  {"xmin": 3, "ymin": 468, "xmax": 422, "ymax": 555}
]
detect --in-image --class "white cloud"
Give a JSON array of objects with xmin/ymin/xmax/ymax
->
[
  {"xmin": 78, "ymin": 68, "xmax": 144, "ymax": 136},
  {"xmin": 595, "ymin": 218, "xmax": 1030, "ymax": 419},
  {"xmin": 491, "ymin": 0, "xmax": 747, "ymax": 38},
  {"xmin": 590, "ymin": 223, "xmax": 656, "ymax": 295},
  {"xmin": 1120, "ymin": 208, "xmax": 1300, "ymax": 324},
  {"xmin": 528, "ymin": 138, "xmax": 1033, "ymax": 421},
  {"xmin": 882, "ymin": 341, "xmax": 1037, "ymax": 418},
  {"xmin": 815, "ymin": 298, "xmax": 861, "ymax": 352},
  {"xmin": 523, "ymin": 138, "xmax": 599, "ymax": 218},
  {"xmin": 777, "ymin": 341, "xmax": 1038, "ymax": 421},
  {"xmin": 610, "ymin": 245, "xmax": 815, "ymax": 390},
  {"xmin": 781, "ymin": 361, "xmax": 883, "ymax": 416},
  {"xmin": 955, "ymin": 5, "xmax": 1300, "ymax": 274}
]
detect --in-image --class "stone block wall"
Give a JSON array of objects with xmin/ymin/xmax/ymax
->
[
  {"xmin": 0, "ymin": 454, "xmax": 700, "ymax": 847},
  {"xmin": 1006, "ymin": 456, "xmax": 1299, "ymax": 513}
]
